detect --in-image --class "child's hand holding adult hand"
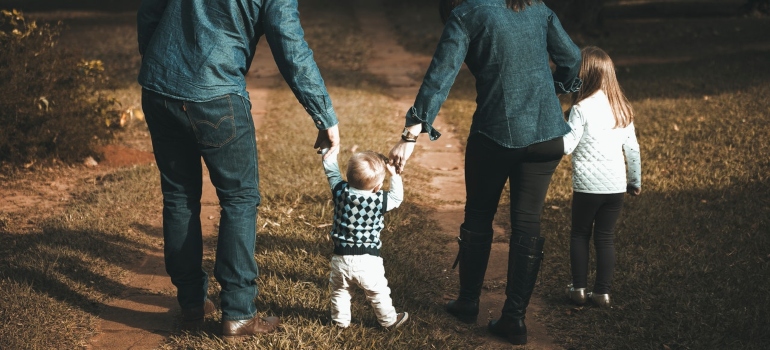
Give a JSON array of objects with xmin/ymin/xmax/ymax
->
[{"xmin": 385, "ymin": 161, "xmax": 397, "ymax": 177}]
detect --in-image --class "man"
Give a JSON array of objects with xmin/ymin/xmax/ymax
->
[{"xmin": 137, "ymin": 0, "xmax": 339, "ymax": 342}]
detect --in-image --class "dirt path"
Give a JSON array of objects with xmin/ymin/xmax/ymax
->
[
  {"xmin": 85, "ymin": 1, "xmax": 558, "ymax": 347},
  {"xmin": 354, "ymin": 0, "xmax": 558, "ymax": 348},
  {"xmin": 87, "ymin": 47, "xmax": 277, "ymax": 350}
]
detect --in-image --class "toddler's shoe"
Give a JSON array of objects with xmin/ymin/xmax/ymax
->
[
  {"xmin": 333, "ymin": 321, "xmax": 349, "ymax": 329},
  {"xmin": 565, "ymin": 283, "xmax": 587, "ymax": 305},
  {"xmin": 588, "ymin": 292, "xmax": 611, "ymax": 307},
  {"xmin": 387, "ymin": 312, "xmax": 409, "ymax": 329}
]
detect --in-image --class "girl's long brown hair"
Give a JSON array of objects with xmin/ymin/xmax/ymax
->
[{"xmin": 572, "ymin": 46, "xmax": 634, "ymax": 128}]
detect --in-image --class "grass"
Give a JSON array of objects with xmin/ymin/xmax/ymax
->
[
  {"xmin": 387, "ymin": 1, "xmax": 770, "ymax": 349},
  {"xmin": 1, "ymin": 0, "xmax": 768, "ymax": 349},
  {"xmin": 1, "ymin": 0, "xmax": 472, "ymax": 349},
  {"xmin": 0, "ymin": 166, "xmax": 165, "ymax": 348}
]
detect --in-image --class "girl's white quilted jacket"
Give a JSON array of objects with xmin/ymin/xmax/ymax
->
[{"xmin": 563, "ymin": 90, "xmax": 642, "ymax": 194}]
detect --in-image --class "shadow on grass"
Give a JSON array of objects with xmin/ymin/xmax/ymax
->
[
  {"xmin": 534, "ymin": 179, "xmax": 770, "ymax": 349},
  {"xmin": 0, "ymin": 224, "xmax": 157, "ymax": 312}
]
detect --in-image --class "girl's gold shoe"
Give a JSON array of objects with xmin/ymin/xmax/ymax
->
[
  {"xmin": 565, "ymin": 284, "xmax": 587, "ymax": 305},
  {"xmin": 587, "ymin": 292, "xmax": 611, "ymax": 307}
]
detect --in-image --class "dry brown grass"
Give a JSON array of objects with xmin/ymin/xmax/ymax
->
[
  {"xmin": 2, "ymin": 0, "xmax": 768, "ymax": 349},
  {"xmin": 388, "ymin": 1, "xmax": 770, "ymax": 349}
]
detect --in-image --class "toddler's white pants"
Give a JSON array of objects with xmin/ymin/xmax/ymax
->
[{"xmin": 329, "ymin": 254, "xmax": 397, "ymax": 327}]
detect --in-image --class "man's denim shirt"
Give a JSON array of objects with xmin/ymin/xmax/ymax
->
[
  {"xmin": 137, "ymin": 0, "xmax": 337, "ymax": 130},
  {"xmin": 407, "ymin": 0, "xmax": 582, "ymax": 148}
]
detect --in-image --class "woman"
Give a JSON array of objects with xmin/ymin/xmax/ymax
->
[{"xmin": 389, "ymin": 0, "xmax": 581, "ymax": 345}]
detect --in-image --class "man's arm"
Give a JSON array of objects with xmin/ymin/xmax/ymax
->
[
  {"xmin": 137, "ymin": 0, "xmax": 168, "ymax": 56},
  {"xmin": 261, "ymin": 0, "xmax": 338, "ymax": 131}
]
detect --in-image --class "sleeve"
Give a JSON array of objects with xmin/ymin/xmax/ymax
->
[
  {"xmin": 405, "ymin": 14, "xmax": 470, "ymax": 141},
  {"xmin": 385, "ymin": 175, "xmax": 403, "ymax": 212},
  {"xmin": 321, "ymin": 151, "xmax": 343, "ymax": 190},
  {"xmin": 546, "ymin": 9, "xmax": 582, "ymax": 94},
  {"xmin": 137, "ymin": 0, "xmax": 168, "ymax": 56},
  {"xmin": 262, "ymin": 0, "xmax": 338, "ymax": 130},
  {"xmin": 623, "ymin": 122, "xmax": 642, "ymax": 189},
  {"xmin": 562, "ymin": 106, "xmax": 585, "ymax": 155}
]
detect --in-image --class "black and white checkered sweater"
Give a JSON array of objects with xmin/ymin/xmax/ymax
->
[{"xmin": 330, "ymin": 182, "xmax": 389, "ymax": 256}]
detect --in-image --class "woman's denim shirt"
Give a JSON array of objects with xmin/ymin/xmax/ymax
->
[
  {"xmin": 137, "ymin": 0, "xmax": 337, "ymax": 130},
  {"xmin": 407, "ymin": 0, "xmax": 582, "ymax": 148}
]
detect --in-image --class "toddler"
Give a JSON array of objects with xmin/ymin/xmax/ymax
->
[
  {"xmin": 321, "ymin": 149, "xmax": 408, "ymax": 328},
  {"xmin": 563, "ymin": 46, "xmax": 642, "ymax": 307}
]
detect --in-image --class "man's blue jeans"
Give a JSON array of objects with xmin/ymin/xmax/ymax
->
[{"xmin": 142, "ymin": 89, "xmax": 260, "ymax": 321}]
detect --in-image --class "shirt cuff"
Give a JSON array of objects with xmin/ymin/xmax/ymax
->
[
  {"xmin": 405, "ymin": 106, "xmax": 441, "ymax": 141},
  {"xmin": 310, "ymin": 107, "xmax": 339, "ymax": 130},
  {"xmin": 555, "ymin": 77, "xmax": 583, "ymax": 94}
]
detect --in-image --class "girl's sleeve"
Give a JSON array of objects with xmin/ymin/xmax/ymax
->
[
  {"xmin": 562, "ymin": 106, "xmax": 585, "ymax": 155},
  {"xmin": 385, "ymin": 175, "xmax": 403, "ymax": 212},
  {"xmin": 321, "ymin": 151, "xmax": 343, "ymax": 190},
  {"xmin": 623, "ymin": 122, "xmax": 642, "ymax": 189}
]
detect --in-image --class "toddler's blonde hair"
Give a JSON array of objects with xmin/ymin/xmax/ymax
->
[{"xmin": 346, "ymin": 151, "xmax": 388, "ymax": 191}]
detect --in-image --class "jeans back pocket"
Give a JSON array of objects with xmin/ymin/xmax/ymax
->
[{"xmin": 187, "ymin": 95, "xmax": 236, "ymax": 147}]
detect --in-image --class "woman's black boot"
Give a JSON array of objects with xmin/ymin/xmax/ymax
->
[
  {"xmin": 488, "ymin": 235, "xmax": 545, "ymax": 345},
  {"xmin": 446, "ymin": 226, "xmax": 493, "ymax": 324}
]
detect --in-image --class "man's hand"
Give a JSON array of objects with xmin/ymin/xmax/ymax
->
[{"xmin": 315, "ymin": 124, "xmax": 340, "ymax": 160}]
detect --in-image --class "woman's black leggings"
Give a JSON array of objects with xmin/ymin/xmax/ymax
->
[
  {"xmin": 463, "ymin": 133, "xmax": 563, "ymax": 239},
  {"xmin": 570, "ymin": 192, "xmax": 624, "ymax": 294}
]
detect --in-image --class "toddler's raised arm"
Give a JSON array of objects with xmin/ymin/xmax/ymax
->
[
  {"xmin": 385, "ymin": 173, "xmax": 403, "ymax": 212},
  {"xmin": 321, "ymin": 149, "xmax": 343, "ymax": 190}
]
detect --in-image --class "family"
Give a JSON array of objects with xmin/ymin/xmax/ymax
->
[{"xmin": 137, "ymin": 0, "xmax": 641, "ymax": 345}]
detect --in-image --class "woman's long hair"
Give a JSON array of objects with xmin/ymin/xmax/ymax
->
[
  {"xmin": 572, "ymin": 46, "xmax": 634, "ymax": 128},
  {"xmin": 440, "ymin": 0, "xmax": 539, "ymax": 24}
]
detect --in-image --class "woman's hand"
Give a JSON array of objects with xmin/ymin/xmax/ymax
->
[{"xmin": 389, "ymin": 140, "xmax": 416, "ymax": 174}]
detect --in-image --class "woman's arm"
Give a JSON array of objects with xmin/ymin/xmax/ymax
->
[
  {"xmin": 390, "ymin": 14, "xmax": 469, "ymax": 173},
  {"xmin": 546, "ymin": 9, "xmax": 582, "ymax": 94},
  {"xmin": 406, "ymin": 14, "xmax": 470, "ymax": 140}
]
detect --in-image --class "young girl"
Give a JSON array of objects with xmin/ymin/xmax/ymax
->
[{"xmin": 563, "ymin": 46, "xmax": 642, "ymax": 307}]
